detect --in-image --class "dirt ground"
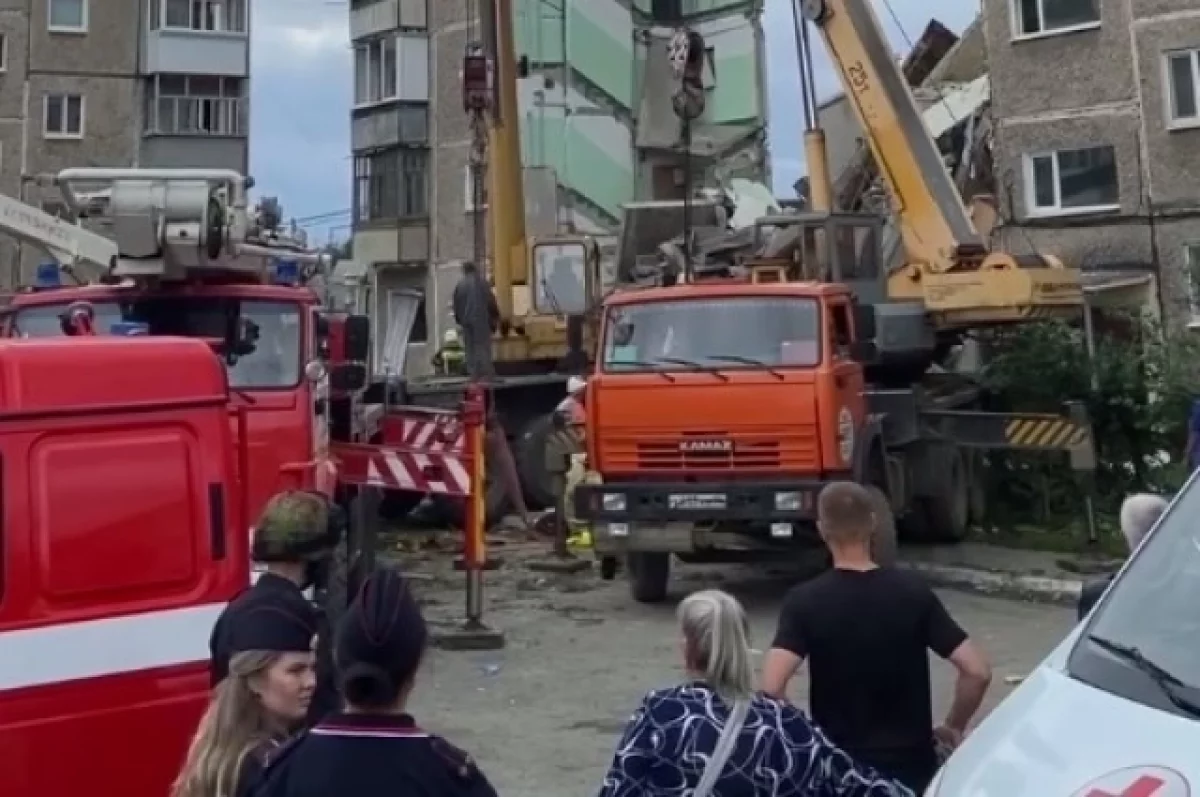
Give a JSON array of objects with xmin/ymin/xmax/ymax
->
[{"xmin": 392, "ymin": 539, "xmax": 1075, "ymax": 797}]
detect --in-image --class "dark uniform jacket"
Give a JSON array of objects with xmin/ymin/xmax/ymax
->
[
  {"xmin": 249, "ymin": 713, "xmax": 497, "ymax": 797},
  {"xmin": 209, "ymin": 573, "xmax": 341, "ymax": 724}
]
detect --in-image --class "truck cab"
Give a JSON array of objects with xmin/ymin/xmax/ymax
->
[
  {"xmin": 577, "ymin": 278, "xmax": 877, "ymax": 602},
  {"xmin": 0, "ymin": 336, "xmax": 247, "ymax": 797},
  {"xmin": 2, "ymin": 278, "xmax": 324, "ymax": 521}
]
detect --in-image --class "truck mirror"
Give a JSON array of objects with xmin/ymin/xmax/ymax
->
[
  {"xmin": 852, "ymin": 302, "xmax": 877, "ymax": 340},
  {"xmin": 344, "ymin": 314, "xmax": 370, "ymax": 362}
]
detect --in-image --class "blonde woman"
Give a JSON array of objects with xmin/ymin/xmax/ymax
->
[
  {"xmin": 174, "ymin": 605, "xmax": 317, "ymax": 797},
  {"xmin": 598, "ymin": 589, "xmax": 913, "ymax": 797}
]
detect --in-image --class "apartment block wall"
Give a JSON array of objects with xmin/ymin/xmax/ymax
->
[{"xmin": 983, "ymin": 0, "xmax": 1200, "ymax": 325}]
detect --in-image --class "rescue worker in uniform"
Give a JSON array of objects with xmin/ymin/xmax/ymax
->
[
  {"xmin": 430, "ymin": 327, "xmax": 467, "ymax": 376},
  {"xmin": 209, "ymin": 490, "xmax": 344, "ymax": 725},
  {"xmin": 173, "ymin": 602, "xmax": 318, "ymax": 797},
  {"xmin": 249, "ymin": 567, "xmax": 498, "ymax": 797}
]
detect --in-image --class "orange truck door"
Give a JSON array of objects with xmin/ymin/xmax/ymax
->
[
  {"xmin": 823, "ymin": 300, "xmax": 867, "ymax": 474},
  {"xmin": 0, "ymin": 337, "xmax": 246, "ymax": 797}
]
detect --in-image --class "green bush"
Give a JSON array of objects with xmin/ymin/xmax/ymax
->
[{"xmin": 978, "ymin": 313, "xmax": 1199, "ymax": 529}]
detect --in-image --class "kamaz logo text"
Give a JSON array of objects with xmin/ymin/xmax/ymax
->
[{"xmin": 679, "ymin": 439, "xmax": 733, "ymax": 453}]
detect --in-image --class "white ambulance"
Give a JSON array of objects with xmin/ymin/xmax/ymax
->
[{"xmin": 927, "ymin": 474, "xmax": 1200, "ymax": 796}]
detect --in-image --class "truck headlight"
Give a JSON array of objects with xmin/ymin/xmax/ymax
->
[
  {"xmin": 602, "ymin": 493, "xmax": 626, "ymax": 511},
  {"xmin": 774, "ymin": 491, "xmax": 802, "ymax": 511}
]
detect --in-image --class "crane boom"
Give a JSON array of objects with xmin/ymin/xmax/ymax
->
[
  {"xmin": 804, "ymin": 0, "xmax": 981, "ymax": 269},
  {"xmin": 798, "ymin": 0, "xmax": 1082, "ymax": 325},
  {"xmin": 0, "ymin": 192, "xmax": 118, "ymax": 278}
]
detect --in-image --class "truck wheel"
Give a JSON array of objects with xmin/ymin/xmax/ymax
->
[
  {"xmin": 910, "ymin": 446, "xmax": 971, "ymax": 543},
  {"xmin": 865, "ymin": 486, "xmax": 899, "ymax": 566},
  {"xmin": 515, "ymin": 413, "xmax": 557, "ymax": 510},
  {"xmin": 628, "ymin": 552, "xmax": 670, "ymax": 603}
]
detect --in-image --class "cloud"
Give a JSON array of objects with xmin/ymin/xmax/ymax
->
[{"xmin": 765, "ymin": 0, "xmax": 983, "ymax": 195}]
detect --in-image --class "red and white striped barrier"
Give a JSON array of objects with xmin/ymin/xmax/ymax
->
[{"xmin": 332, "ymin": 407, "xmax": 476, "ymax": 498}]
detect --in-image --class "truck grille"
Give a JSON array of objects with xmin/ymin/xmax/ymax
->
[{"xmin": 600, "ymin": 428, "xmax": 820, "ymax": 474}]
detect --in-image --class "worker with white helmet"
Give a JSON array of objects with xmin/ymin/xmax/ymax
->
[{"xmin": 430, "ymin": 327, "xmax": 467, "ymax": 376}]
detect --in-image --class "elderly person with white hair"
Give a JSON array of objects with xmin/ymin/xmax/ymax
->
[
  {"xmin": 597, "ymin": 589, "xmax": 912, "ymax": 797},
  {"xmin": 1077, "ymin": 493, "xmax": 1170, "ymax": 620}
]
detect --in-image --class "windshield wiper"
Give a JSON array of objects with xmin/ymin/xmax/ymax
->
[
  {"xmin": 1089, "ymin": 634, "xmax": 1200, "ymax": 717},
  {"xmin": 707, "ymin": 354, "xmax": 785, "ymax": 381},
  {"xmin": 654, "ymin": 357, "xmax": 730, "ymax": 382},
  {"xmin": 610, "ymin": 360, "xmax": 676, "ymax": 383}
]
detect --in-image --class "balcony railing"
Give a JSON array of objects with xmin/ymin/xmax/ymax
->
[{"xmin": 148, "ymin": 96, "xmax": 246, "ymax": 136}]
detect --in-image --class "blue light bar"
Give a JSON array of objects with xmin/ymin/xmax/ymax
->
[
  {"xmin": 110, "ymin": 322, "xmax": 149, "ymax": 336},
  {"xmin": 272, "ymin": 260, "xmax": 301, "ymax": 286},
  {"xmin": 34, "ymin": 263, "xmax": 61, "ymax": 288}
]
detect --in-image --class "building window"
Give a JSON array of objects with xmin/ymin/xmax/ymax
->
[
  {"xmin": 48, "ymin": 0, "xmax": 87, "ymax": 31},
  {"xmin": 354, "ymin": 33, "xmax": 428, "ymax": 107},
  {"xmin": 1026, "ymin": 144, "xmax": 1118, "ymax": 216},
  {"xmin": 1188, "ymin": 243, "xmax": 1200, "ymax": 320},
  {"xmin": 160, "ymin": 0, "xmax": 246, "ymax": 33},
  {"xmin": 354, "ymin": 148, "xmax": 429, "ymax": 222},
  {"xmin": 1012, "ymin": 0, "xmax": 1099, "ymax": 37},
  {"xmin": 0, "ymin": 34, "xmax": 8, "ymax": 72},
  {"xmin": 1166, "ymin": 49, "xmax": 1200, "ymax": 128},
  {"xmin": 43, "ymin": 94, "xmax": 84, "ymax": 139},
  {"xmin": 464, "ymin": 163, "xmax": 487, "ymax": 212},
  {"xmin": 144, "ymin": 75, "xmax": 246, "ymax": 136}
]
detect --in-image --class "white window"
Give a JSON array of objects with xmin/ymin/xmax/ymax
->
[
  {"xmin": 43, "ymin": 93, "xmax": 84, "ymax": 139},
  {"xmin": 464, "ymin": 164, "xmax": 487, "ymax": 211},
  {"xmin": 48, "ymin": 0, "xmax": 87, "ymax": 31},
  {"xmin": 145, "ymin": 75, "xmax": 245, "ymax": 136},
  {"xmin": 1026, "ymin": 144, "xmax": 1119, "ymax": 216},
  {"xmin": 1166, "ymin": 49, "xmax": 1200, "ymax": 129},
  {"xmin": 1012, "ymin": 0, "xmax": 1099, "ymax": 38},
  {"xmin": 353, "ymin": 34, "xmax": 428, "ymax": 106},
  {"xmin": 162, "ymin": 0, "xmax": 246, "ymax": 33}
]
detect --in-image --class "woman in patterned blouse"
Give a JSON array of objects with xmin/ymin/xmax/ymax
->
[{"xmin": 597, "ymin": 589, "xmax": 914, "ymax": 797}]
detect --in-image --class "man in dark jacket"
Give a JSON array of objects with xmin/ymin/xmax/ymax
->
[
  {"xmin": 452, "ymin": 260, "xmax": 499, "ymax": 379},
  {"xmin": 210, "ymin": 490, "xmax": 346, "ymax": 724},
  {"xmin": 1077, "ymin": 493, "xmax": 1168, "ymax": 620}
]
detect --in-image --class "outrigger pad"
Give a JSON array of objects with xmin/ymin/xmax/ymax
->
[{"xmin": 431, "ymin": 621, "xmax": 506, "ymax": 652}]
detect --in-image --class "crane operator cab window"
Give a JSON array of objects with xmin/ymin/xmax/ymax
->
[
  {"xmin": 533, "ymin": 242, "xmax": 589, "ymax": 316},
  {"xmin": 603, "ymin": 296, "xmax": 822, "ymax": 371},
  {"xmin": 8, "ymin": 298, "xmax": 303, "ymax": 389}
]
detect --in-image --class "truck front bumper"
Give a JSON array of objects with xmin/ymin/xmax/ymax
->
[{"xmin": 573, "ymin": 480, "xmax": 827, "ymax": 556}]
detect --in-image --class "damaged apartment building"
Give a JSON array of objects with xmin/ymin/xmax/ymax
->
[{"xmin": 818, "ymin": 3, "xmax": 1200, "ymax": 328}]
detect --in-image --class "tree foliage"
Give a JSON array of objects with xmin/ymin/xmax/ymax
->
[{"xmin": 978, "ymin": 312, "xmax": 1200, "ymax": 525}]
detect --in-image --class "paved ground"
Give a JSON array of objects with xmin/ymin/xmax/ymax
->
[{"xmin": 392, "ymin": 541, "xmax": 1076, "ymax": 797}]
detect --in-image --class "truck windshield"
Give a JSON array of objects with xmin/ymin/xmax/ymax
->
[
  {"xmin": 1068, "ymin": 473, "xmax": 1200, "ymax": 721},
  {"xmin": 602, "ymin": 296, "xmax": 820, "ymax": 371},
  {"xmin": 10, "ymin": 298, "xmax": 302, "ymax": 388}
]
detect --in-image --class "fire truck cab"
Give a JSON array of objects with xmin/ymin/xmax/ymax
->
[{"xmin": 0, "ymin": 335, "xmax": 247, "ymax": 797}]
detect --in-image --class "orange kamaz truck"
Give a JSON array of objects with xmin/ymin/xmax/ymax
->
[{"xmin": 573, "ymin": 0, "xmax": 1097, "ymax": 603}]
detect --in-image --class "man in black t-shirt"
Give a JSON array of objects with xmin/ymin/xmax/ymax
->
[{"xmin": 761, "ymin": 482, "xmax": 992, "ymax": 793}]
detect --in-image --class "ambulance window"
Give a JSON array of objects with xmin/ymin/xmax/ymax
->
[
  {"xmin": 1068, "ymin": 475, "xmax": 1200, "ymax": 721},
  {"xmin": 31, "ymin": 428, "xmax": 206, "ymax": 609}
]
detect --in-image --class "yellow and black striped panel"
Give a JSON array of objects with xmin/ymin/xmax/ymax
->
[{"xmin": 1004, "ymin": 416, "xmax": 1090, "ymax": 450}]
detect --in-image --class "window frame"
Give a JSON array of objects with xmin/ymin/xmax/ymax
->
[
  {"xmin": 353, "ymin": 146, "xmax": 429, "ymax": 223},
  {"xmin": 1164, "ymin": 48, "xmax": 1200, "ymax": 131},
  {"xmin": 353, "ymin": 32, "xmax": 428, "ymax": 109},
  {"xmin": 0, "ymin": 33, "xmax": 8, "ymax": 72},
  {"xmin": 1010, "ymin": 0, "xmax": 1100, "ymax": 41},
  {"xmin": 1185, "ymin": 242, "xmax": 1200, "ymax": 324},
  {"xmin": 48, "ymin": 0, "xmax": 88, "ymax": 33},
  {"xmin": 158, "ymin": 0, "xmax": 246, "ymax": 33},
  {"xmin": 43, "ymin": 93, "xmax": 85, "ymax": 140},
  {"xmin": 464, "ymin": 163, "xmax": 487, "ymax": 212},
  {"xmin": 1024, "ymin": 144, "xmax": 1120, "ymax": 218},
  {"xmin": 144, "ymin": 75, "xmax": 246, "ymax": 137}
]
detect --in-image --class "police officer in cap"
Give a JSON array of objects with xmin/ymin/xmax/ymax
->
[
  {"xmin": 250, "ymin": 567, "xmax": 497, "ymax": 797},
  {"xmin": 209, "ymin": 490, "xmax": 345, "ymax": 724},
  {"xmin": 174, "ymin": 602, "xmax": 318, "ymax": 797}
]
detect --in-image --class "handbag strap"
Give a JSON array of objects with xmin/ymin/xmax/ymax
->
[{"xmin": 693, "ymin": 699, "xmax": 750, "ymax": 797}]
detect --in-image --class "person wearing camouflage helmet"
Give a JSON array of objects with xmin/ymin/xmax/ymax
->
[{"xmin": 208, "ymin": 490, "xmax": 345, "ymax": 725}]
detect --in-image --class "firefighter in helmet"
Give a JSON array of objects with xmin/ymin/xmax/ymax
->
[
  {"xmin": 249, "ymin": 567, "xmax": 499, "ymax": 797},
  {"xmin": 431, "ymin": 327, "xmax": 467, "ymax": 376},
  {"xmin": 209, "ymin": 490, "xmax": 344, "ymax": 726}
]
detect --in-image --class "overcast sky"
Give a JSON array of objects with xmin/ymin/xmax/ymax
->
[{"xmin": 251, "ymin": 0, "xmax": 980, "ymax": 243}]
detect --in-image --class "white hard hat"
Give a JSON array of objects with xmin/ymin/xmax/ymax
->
[
  {"xmin": 567, "ymin": 375, "xmax": 586, "ymax": 395},
  {"xmin": 443, "ymin": 328, "xmax": 460, "ymax": 345}
]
